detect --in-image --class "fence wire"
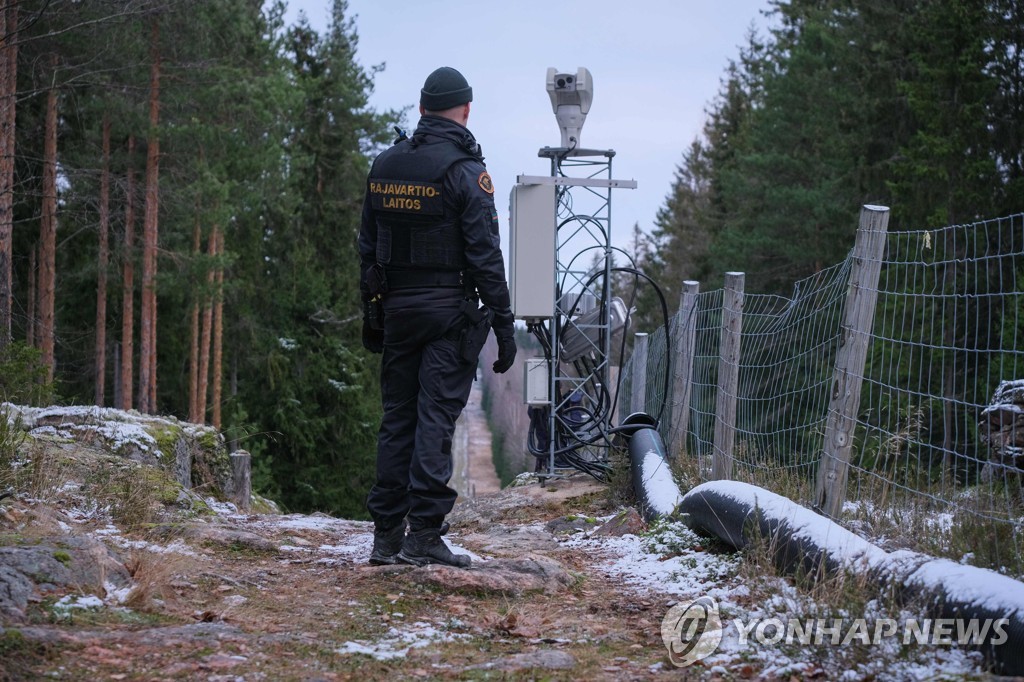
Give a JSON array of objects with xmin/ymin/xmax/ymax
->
[{"xmin": 620, "ymin": 212, "xmax": 1024, "ymax": 575}]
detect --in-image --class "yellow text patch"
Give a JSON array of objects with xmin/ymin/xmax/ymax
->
[{"xmin": 368, "ymin": 179, "xmax": 443, "ymax": 215}]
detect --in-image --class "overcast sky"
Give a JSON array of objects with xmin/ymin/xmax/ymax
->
[{"xmin": 281, "ymin": 0, "xmax": 770, "ymax": 250}]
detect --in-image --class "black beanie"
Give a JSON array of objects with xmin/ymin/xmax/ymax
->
[{"xmin": 420, "ymin": 67, "xmax": 473, "ymax": 111}]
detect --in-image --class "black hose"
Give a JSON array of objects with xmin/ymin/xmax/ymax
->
[{"xmin": 625, "ymin": 421, "xmax": 683, "ymax": 522}]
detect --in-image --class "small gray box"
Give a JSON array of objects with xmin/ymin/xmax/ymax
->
[
  {"xmin": 509, "ymin": 183, "xmax": 556, "ymax": 319},
  {"xmin": 524, "ymin": 358, "xmax": 550, "ymax": 405}
]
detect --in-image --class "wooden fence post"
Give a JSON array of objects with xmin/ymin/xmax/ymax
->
[
  {"xmin": 712, "ymin": 272, "xmax": 744, "ymax": 480},
  {"xmin": 174, "ymin": 439, "xmax": 192, "ymax": 489},
  {"xmin": 814, "ymin": 205, "xmax": 890, "ymax": 518},
  {"xmin": 631, "ymin": 332, "xmax": 649, "ymax": 414},
  {"xmin": 670, "ymin": 281, "xmax": 700, "ymax": 457},
  {"xmin": 231, "ymin": 450, "xmax": 252, "ymax": 512}
]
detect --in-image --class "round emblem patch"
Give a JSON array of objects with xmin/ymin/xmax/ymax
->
[{"xmin": 477, "ymin": 172, "xmax": 494, "ymax": 194}]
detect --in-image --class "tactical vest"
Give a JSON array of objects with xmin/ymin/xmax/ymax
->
[{"xmin": 367, "ymin": 137, "xmax": 478, "ymax": 271}]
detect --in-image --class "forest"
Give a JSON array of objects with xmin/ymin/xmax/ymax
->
[
  {"xmin": 0, "ymin": 0, "xmax": 397, "ymax": 516},
  {"xmin": 645, "ymin": 0, "xmax": 1023, "ymax": 304},
  {"xmin": 0, "ymin": 0, "xmax": 1021, "ymax": 518}
]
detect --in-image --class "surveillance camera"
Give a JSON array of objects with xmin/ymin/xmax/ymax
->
[{"xmin": 546, "ymin": 67, "xmax": 593, "ymax": 149}]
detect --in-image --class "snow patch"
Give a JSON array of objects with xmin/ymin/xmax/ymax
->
[
  {"xmin": 563, "ymin": 519, "xmax": 742, "ymax": 599},
  {"xmin": 639, "ymin": 449, "xmax": 683, "ymax": 516},
  {"xmin": 104, "ymin": 581, "xmax": 132, "ymax": 605},
  {"xmin": 271, "ymin": 514, "xmax": 366, "ymax": 532},
  {"xmin": 106, "ymin": 536, "xmax": 200, "ymax": 557},
  {"xmin": 336, "ymin": 621, "xmax": 470, "ymax": 660},
  {"xmin": 204, "ymin": 498, "xmax": 240, "ymax": 516},
  {"xmin": 52, "ymin": 594, "xmax": 104, "ymax": 612}
]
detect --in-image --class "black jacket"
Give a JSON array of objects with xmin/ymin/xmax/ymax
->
[{"xmin": 358, "ymin": 115, "xmax": 514, "ymax": 339}]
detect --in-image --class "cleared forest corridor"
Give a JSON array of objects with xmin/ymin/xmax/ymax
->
[{"xmin": 452, "ymin": 375, "xmax": 502, "ymax": 499}]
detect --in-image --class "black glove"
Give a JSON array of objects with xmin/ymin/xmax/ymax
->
[
  {"xmin": 362, "ymin": 321, "xmax": 383, "ymax": 354},
  {"xmin": 492, "ymin": 335, "xmax": 517, "ymax": 374}
]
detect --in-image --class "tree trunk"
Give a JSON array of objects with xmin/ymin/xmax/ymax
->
[
  {"xmin": 188, "ymin": 214, "xmax": 201, "ymax": 423},
  {"xmin": 138, "ymin": 19, "xmax": 160, "ymax": 413},
  {"xmin": 212, "ymin": 228, "xmax": 224, "ymax": 429},
  {"xmin": 95, "ymin": 114, "xmax": 111, "ymax": 405},
  {"xmin": 0, "ymin": 2, "xmax": 18, "ymax": 346},
  {"xmin": 39, "ymin": 59, "xmax": 58, "ymax": 383},
  {"xmin": 197, "ymin": 225, "xmax": 216, "ymax": 424},
  {"xmin": 26, "ymin": 244, "xmax": 34, "ymax": 347},
  {"xmin": 149, "ymin": 297, "xmax": 157, "ymax": 411},
  {"xmin": 120, "ymin": 136, "xmax": 136, "ymax": 411}
]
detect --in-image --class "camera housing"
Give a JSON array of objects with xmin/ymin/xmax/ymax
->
[{"xmin": 546, "ymin": 67, "xmax": 593, "ymax": 149}]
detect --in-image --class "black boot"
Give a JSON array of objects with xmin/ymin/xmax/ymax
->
[
  {"xmin": 369, "ymin": 521, "xmax": 406, "ymax": 565},
  {"xmin": 397, "ymin": 527, "xmax": 471, "ymax": 568}
]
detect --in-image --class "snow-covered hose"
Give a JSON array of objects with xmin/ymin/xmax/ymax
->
[
  {"xmin": 620, "ymin": 412, "xmax": 683, "ymax": 522},
  {"xmin": 679, "ymin": 480, "xmax": 1024, "ymax": 675}
]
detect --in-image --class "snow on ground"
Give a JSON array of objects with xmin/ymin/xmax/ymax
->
[
  {"xmin": 843, "ymin": 498, "xmax": 957, "ymax": 548},
  {"xmin": 564, "ymin": 519, "xmax": 741, "ymax": 600},
  {"xmin": 7, "ymin": 397, "xmax": 999, "ymax": 682},
  {"xmin": 336, "ymin": 620, "xmax": 472, "ymax": 661},
  {"xmin": 181, "ymin": 495, "xmax": 1000, "ymax": 679},
  {"xmin": 51, "ymin": 594, "xmax": 106, "ymax": 613},
  {"xmin": 4, "ymin": 402, "xmax": 216, "ymax": 460},
  {"xmin": 561, "ymin": 514, "xmax": 990, "ymax": 680},
  {"xmin": 107, "ymin": 536, "xmax": 202, "ymax": 557}
]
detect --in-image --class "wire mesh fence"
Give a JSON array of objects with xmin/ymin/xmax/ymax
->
[{"xmin": 619, "ymin": 210, "xmax": 1024, "ymax": 576}]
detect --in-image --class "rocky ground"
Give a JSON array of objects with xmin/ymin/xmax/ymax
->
[
  {"xmin": 0, "ymin": 403, "xmax": 1000, "ymax": 681},
  {"xmin": 0, "ymin": 468, "xmax": 687, "ymax": 681}
]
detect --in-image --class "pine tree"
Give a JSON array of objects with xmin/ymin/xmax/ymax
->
[
  {"xmin": 137, "ymin": 18, "xmax": 161, "ymax": 414},
  {"xmin": 0, "ymin": 0, "xmax": 439, "ymax": 516},
  {"xmin": 0, "ymin": 2, "xmax": 18, "ymax": 345},
  {"xmin": 709, "ymin": 1, "xmax": 870, "ymax": 291},
  {"xmin": 230, "ymin": 2, "xmax": 397, "ymax": 516},
  {"xmin": 989, "ymin": 0, "xmax": 1024, "ymax": 212},
  {"xmin": 120, "ymin": 136, "xmax": 137, "ymax": 410},
  {"xmin": 94, "ymin": 114, "xmax": 111, "ymax": 405},
  {"xmin": 38, "ymin": 56, "xmax": 59, "ymax": 383}
]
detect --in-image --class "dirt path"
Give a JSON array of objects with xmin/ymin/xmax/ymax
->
[
  {"xmin": 451, "ymin": 376, "xmax": 502, "ymax": 499},
  {"xmin": 1, "ymin": 405, "xmax": 997, "ymax": 681},
  {"xmin": 6, "ymin": 474, "xmax": 679, "ymax": 682}
]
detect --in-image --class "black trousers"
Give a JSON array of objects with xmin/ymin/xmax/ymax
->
[{"xmin": 365, "ymin": 291, "xmax": 476, "ymax": 531}]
